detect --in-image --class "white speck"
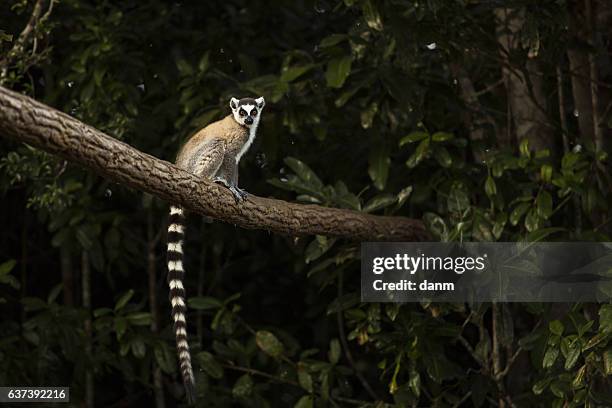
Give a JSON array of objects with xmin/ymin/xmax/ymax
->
[
  {"xmin": 280, "ymin": 177, "xmax": 288, "ymax": 182},
  {"xmin": 426, "ymin": 42, "xmax": 437, "ymax": 50},
  {"xmin": 573, "ymin": 109, "xmax": 579, "ymax": 117},
  {"xmin": 220, "ymin": 48, "xmax": 224, "ymax": 54},
  {"xmin": 314, "ymin": 1, "xmax": 328, "ymax": 13},
  {"xmin": 67, "ymin": 81, "xmax": 74, "ymax": 88},
  {"xmin": 137, "ymin": 83, "xmax": 145, "ymax": 92},
  {"xmin": 573, "ymin": 144, "xmax": 582, "ymax": 153}
]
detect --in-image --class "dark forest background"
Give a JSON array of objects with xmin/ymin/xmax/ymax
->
[{"xmin": 1, "ymin": 0, "xmax": 612, "ymax": 407}]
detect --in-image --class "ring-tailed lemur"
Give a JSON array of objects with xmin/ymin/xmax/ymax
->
[{"xmin": 167, "ymin": 96, "xmax": 265, "ymax": 403}]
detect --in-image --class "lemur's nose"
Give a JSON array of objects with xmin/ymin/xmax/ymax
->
[{"xmin": 245, "ymin": 117, "xmax": 254, "ymax": 125}]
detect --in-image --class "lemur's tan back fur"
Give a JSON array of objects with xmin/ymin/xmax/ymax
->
[{"xmin": 176, "ymin": 115, "xmax": 249, "ymax": 170}]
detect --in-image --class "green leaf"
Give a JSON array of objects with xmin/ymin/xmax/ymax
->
[
  {"xmin": 363, "ymin": 194, "xmax": 396, "ymax": 213},
  {"xmin": 176, "ymin": 59, "xmax": 193, "ymax": 75},
  {"xmin": 0, "ymin": 30, "xmax": 13, "ymax": 42},
  {"xmin": 423, "ymin": 352, "xmax": 460, "ymax": 383},
  {"xmin": 433, "ymin": 146, "xmax": 452, "ymax": 168},
  {"xmin": 510, "ymin": 202, "xmax": 530, "ymax": 226},
  {"xmin": 326, "ymin": 293, "xmax": 360, "ymax": 314},
  {"xmin": 447, "ymin": 185, "xmax": 470, "ymax": 213},
  {"xmin": 114, "ymin": 289, "xmax": 134, "ymax": 312},
  {"xmin": 540, "ymin": 164, "xmax": 553, "ymax": 183},
  {"xmin": 131, "ymin": 338, "xmax": 146, "ymax": 358},
  {"xmin": 320, "ymin": 33, "xmax": 348, "ymax": 48},
  {"xmin": 126, "ymin": 312, "xmax": 152, "ymax": 326},
  {"xmin": 549, "ymin": 320, "xmax": 564, "ymax": 336},
  {"xmin": 533, "ymin": 377, "xmax": 552, "ymax": 395},
  {"xmin": 599, "ymin": 304, "xmax": 612, "ymax": 333},
  {"xmin": 325, "ymin": 55, "xmax": 352, "ymax": 88},
  {"xmin": 396, "ymin": 186, "xmax": 413, "ymax": 210},
  {"xmin": 368, "ymin": 149, "xmax": 390, "ymax": 190},
  {"xmin": 485, "ymin": 176, "xmax": 497, "ymax": 197},
  {"xmin": 543, "ymin": 346, "xmax": 559, "ymax": 368},
  {"xmin": 76, "ymin": 225, "xmax": 94, "ymax": 250},
  {"xmin": 0, "ymin": 260, "xmax": 19, "ymax": 289},
  {"xmin": 361, "ymin": 101, "xmax": 379, "ymax": 129},
  {"xmin": 294, "ymin": 395, "xmax": 313, "ymax": 408},
  {"xmin": 281, "ymin": 64, "xmax": 314, "ymax": 83},
  {"xmin": 189, "ymin": 296, "xmax": 223, "ymax": 310},
  {"xmin": 328, "ymin": 338, "xmax": 341, "ymax": 364},
  {"xmin": 536, "ymin": 191, "xmax": 553, "ymax": 219},
  {"xmin": 432, "ymin": 131, "xmax": 454, "ymax": 142},
  {"xmin": 198, "ymin": 51, "xmax": 210, "ymax": 72},
  {"xmin": 519, "ymin": 138, "xmax": 530, "ymax": 157},
  {"xmin": 196, "ymin": 351, "xmax": 224, "ymax": 379},
  {"xmin": 154, "ymin": 345, "xmax": 176, "ymax": 374},
  {"xmin": 47, "ymin": 284, "xmax": 63, "ymax": 304},
  {"xmin": 409, "ymin": 366, "xmax": 421, "ymax": 398},
  {"xmin": 406, "ymin": 138, "xmax": 430, "ymax": 168},
  {"xmin": 297, "ymin": 364, "xmax": 313, "ymax": 392},
  {"xmin": 232, "ymin": 374, "xmax": 253, "ymax": 398},
  {"xmin": 564, "ymin": 345, "xmax": 580, "ymax": 370},
  {"xmin": 524, "ymin": 209, "xmax": 539, "ymax": 232},
  {"xmin": 572, "ymin": 365, "xmax": 586, "ymax": 389},
  {"xmin": 399, "ymin": 131, "xmax": 428, "ymax": 146},
  {"xmin": 603, "ymin": 348, "xmax": 612, "ymax": 375},
  {"xmin": 284, "ymin": 157, "xmax": 323, "ymax": 189},
  {"xmin": 362, "ymin": 0, "xmax": 383, "ymax": 30},
  {"xmin": 522, "ymin": 227, "xmax": 565, "ymax": 243},
  {"xmin": 304, "ymin": 235, "xmax": 335, "ymax": 264},
  {"xmin": 256, "ymin": 330, "xmax": 285, "ymax": 358},
  {"xmin": 93, "ymin": 307, "xmax": 113, "ymax": 317},
  {"xmin": 114, "ymin": 317, "xmax": 127, "ymax": 340}
]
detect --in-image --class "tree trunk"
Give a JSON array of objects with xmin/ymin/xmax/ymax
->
[
  {"xmin": 147, "ymin": 211, "xmax": 166, "ymax": 408},
  {"xmin": 495, "ymin": 8, "xmax": 556, "ymax": 154},
  {"xmin": 60, "ymin": 246, "xmax": 74, "ymax": 306},
  {"xmin": 82, "ymin": 251, "xmax": 94, "ymax": 408}
]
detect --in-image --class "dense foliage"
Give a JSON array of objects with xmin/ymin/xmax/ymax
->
[{"xmin": 1, "ymin": 0, "xmax": 612, "ymax": 407}]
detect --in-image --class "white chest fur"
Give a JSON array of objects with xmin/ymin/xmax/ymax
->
[{"xmin": 235, "ymin": 120, "xmax": 258, "ymax": 164}]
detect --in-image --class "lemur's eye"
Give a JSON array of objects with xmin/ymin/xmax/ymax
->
[
  {"xmin": 239, "ymin": 109, "xmax": 246, "ymax": 116},
  {"xmin": 251, "ymin": 108, "xmax": 258, "ymax": 116}
]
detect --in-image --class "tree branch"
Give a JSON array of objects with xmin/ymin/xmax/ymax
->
[{"xmin": 0, "ymin": 86, "xmax": 429, "ymax": 241}]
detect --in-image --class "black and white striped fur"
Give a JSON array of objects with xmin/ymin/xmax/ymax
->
[{"xmin": 166, "ymin": 205, "xmax": 196, "ymax": 403}]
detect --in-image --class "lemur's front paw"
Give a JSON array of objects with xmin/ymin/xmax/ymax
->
[{"xmin": 228, "ymin": 186, "xmax": 248, "ymax": 202}]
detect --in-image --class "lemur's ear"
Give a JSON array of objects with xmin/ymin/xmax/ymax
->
[
  {"xmin": 255, "ymin": 96, "xmax": 265, "ymax": 109},
  {"xmin": 229, "ymin": 97, "xmax": 239, "ymax": 110}
]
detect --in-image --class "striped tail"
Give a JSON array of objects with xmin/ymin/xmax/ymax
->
[{"xmin": 167, "ymin": 205, "xmax": 196, "ymax": 404}]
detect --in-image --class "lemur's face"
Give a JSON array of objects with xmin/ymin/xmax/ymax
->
[{"xmin": 230, "ymin": 96, "xmax": 265, "ymax": 128}]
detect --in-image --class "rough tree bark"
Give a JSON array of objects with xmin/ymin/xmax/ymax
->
[{"xmin": 0, "ymin": 86, "xmax": 428, "ymax": 241}]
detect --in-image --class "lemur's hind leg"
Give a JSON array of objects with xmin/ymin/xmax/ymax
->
[
  {"xmin": 214, "ymin": 157, "xmax": 247, "ymax": 202},
  {"xmin": 191, "ymin": 139, "xmax": 225, "ymax": 179}
]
